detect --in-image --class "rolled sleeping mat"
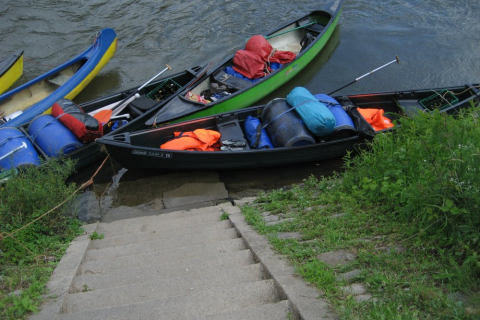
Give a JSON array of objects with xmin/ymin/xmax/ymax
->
[{"xmin": 286, "ymin": 87, "xmax": 336, "ymax": 137}]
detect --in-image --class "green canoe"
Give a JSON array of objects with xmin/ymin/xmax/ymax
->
[{"xmin": 145, "ymin": 0, "xmax": 343, "ymax": 126}]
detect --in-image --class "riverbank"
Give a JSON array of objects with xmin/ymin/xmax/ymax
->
[{"xmin": 2, "ymin": 107, "xmax": 480, "ymax": 319}]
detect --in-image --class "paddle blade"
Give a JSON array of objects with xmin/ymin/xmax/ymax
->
[{"xmin": 93, "ymin": 109, "xmax": 112, "ymax": 126}]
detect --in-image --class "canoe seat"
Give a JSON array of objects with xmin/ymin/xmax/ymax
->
[
  {"xmin": 128, "ymin": 96, "xmax": 158, "ymax": 118},
  {"xmin": 48, "ymin": 74, "xmax": 70, "ymax": 87},
  {"xmin": 212, "ymin": 69, "xmax": 251, "ymax": 91},
  {"xmin": 215, "ymin": 113, "xmax": 250, "ymax": 150}
]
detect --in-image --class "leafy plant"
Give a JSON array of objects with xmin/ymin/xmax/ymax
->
[
  {"xmin": 0, "ymin": 159, "xmax": 83, "ymax": 319},
  {"xmin": 240, "ymin": 107, "xmax": 480, "ymax": 319},
  {"xmin": 89, "ymin": 231, "xmax": 104, "ymax": 240},
  {"xmin": 220, "ymin": 212, "xmax": 229, "ymax": 221}
]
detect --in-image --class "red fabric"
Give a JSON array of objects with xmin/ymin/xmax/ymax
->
[
  {"xmin": 245, "ymin": 35, "xmax": 273, "ymax": 61},
  {"xmin": 245, "ymin": 35, "xmax": 296, "ymax": 64},
  {"xmin": 232, "ymin": 50, "xmax": 270, "ymax": 79},
  {"xmin": 232, "ymin": 35, "xmax": 296, "ymax": 79},
  {"xmin": 160, "ymin": 129, "xmax": 221, "ymax": 151},
  {"xmin": 51, "ymin": 100, "xmax": 103, "ymax": 142}
]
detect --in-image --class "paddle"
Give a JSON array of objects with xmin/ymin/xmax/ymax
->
[
  {"xmin": 327, "ymin": 56, "xmax": 400, "ymax": 95},
  {"xmin": 94, "ymin": 64, "xmax": 172, "ymax": 125}
]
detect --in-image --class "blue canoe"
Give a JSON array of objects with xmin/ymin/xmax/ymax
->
[
  {"xmin": 0, "ymin": 49, "xmax": 24, "ymax": 95},
  {"xmin": 0, "ymin": 28, "xmax": 117, "ymax": 127}
]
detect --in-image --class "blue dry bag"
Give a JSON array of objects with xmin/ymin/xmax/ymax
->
[
  {"xmin": 286, "ymin": 87, "xmax": 336, "ymax": 137},
  {"xmin": 244, "ymin": 115, "xmax": 274, "ymax": 149}
]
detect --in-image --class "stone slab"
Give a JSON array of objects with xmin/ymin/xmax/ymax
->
[
  {"xmin": 65, "ymin": 264, "xmax": 263, "ymax": 313},
  {"xmin": 73, "ymin": 249, "xmax": 255, "ymax": 291},
  {"xmin": 163, "ymin": 182, "xmax": 229, "ymax": 209},
  {"xmin": 56, "ymin": 280, "xmax": 278, "ymax": 320},
  {"xmin": 317, "ymin": 250, "xmax": 357, "ymax": 268}
]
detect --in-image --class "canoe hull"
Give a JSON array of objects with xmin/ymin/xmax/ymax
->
[
  {"xmin": 97, "ymin": 84, "xmax": 480, "ymax": 171},
  {"xmin": 26, "ymin": 65, "xmax": 208, "ymax": 171},
  {"xmin": 146, "ymin": 0, "xmax": 343, "ymax": 126},
  {"xmin": 0, "ymin": 28, "xmax": 117, "ymax": 127},
  {"xmin": 0, "ymin": 50, "xmax": 24, "ymax": 95}
]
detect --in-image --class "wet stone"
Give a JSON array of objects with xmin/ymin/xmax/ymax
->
[
  {"xmin": 317, "ymin": 250, "xmax": 357, "ymax": 267},
  {"xmin": 74, "ymin": 190, "xmax": 111, "ymax": 223},
  {"xmin": 277, "ymin": 232, "xmax": 302, "ymax": 240},
  {"xmin": 336, "ymin": 269, "xmax": 362, "ymax": 282},
  {"xmin": 340, "ymin": 283, "xmax": 367, "ymax": 296}
]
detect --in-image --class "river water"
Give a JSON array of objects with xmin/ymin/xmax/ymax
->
[{"xmin": 2, "ymin": 0, "xmax": 480, "ymax": 207}]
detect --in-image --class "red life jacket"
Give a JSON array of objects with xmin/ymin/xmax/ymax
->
[
  {"xmin": 160, "ymin": 129, "xmax": 221, "ymax": 151},
  {"xmin": 357, "ymin": 108, "xmax": 394, "ymax": 131}
]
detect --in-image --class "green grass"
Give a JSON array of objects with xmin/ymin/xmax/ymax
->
[
  {"xmin": 240, "ymin": 108, "xmax": 480, "ymax": 319},
  {"xmin": 0, "ymin": 160, "xmax": 83, "ymax": 319},
  {"xmin": 90, "ymin": 231, "xmax": 105, "ymax": 240}
]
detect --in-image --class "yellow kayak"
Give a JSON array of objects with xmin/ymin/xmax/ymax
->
[{"xmin": 0, "ymin": 49, "xmax": 23, "ymax": 94}]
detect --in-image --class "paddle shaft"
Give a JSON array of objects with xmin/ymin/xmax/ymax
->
[{"xmin": 327, "ymin": 56, "xmax": 400, "ymax": 96}]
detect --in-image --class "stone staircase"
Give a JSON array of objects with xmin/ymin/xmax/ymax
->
[{"xmin": 30, "ymin": 200, "xmax": 335, "ymax": 320}]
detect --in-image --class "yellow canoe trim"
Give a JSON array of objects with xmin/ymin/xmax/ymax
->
[
  {"xmin": 0, "ymin": 54, "xmax": 23, "ymax": 95},
  {"xmin": 64, "ymin": 37, "xmax": 118, "ymax": 100}
]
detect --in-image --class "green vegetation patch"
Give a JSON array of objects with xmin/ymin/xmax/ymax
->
[
  {"xmin": 241, "ymin": 108, "xmax": 480, "ymax": 319},
  {"xmin": 0, "ymin": 160, "xmax": 83, "ymax": 319}
]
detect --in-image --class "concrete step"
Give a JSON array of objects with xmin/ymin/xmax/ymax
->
[
  {"xmin": 57, "ymin": 279, "xmax": 279, "ymax": 320},
  {"xmin": 100, "ymin": 206, "xmax": 223, "ymax": 226},
  {"xmin": 74, "ymin": 249, "xmax": 256, "ymax": 291},
  {"xmin": 89, "ymin": 227, "xmax": 238, "ymax": 250},
  {"xmin": 94, "ymin": 219, "xmax": 232, "ymax": 248},
  {"xmin": 97, "ymin": 216, "xmax": 231, "ymax": 239},
  {"xmin": 85, "ymin": 228, "xmax": 239, "ymax": 261},
  {"xmin": 96, "ymin": 207, "xmax": 225, "ymax": 237},
  {"xmin": 65, "ymin": 264, "xmax": 264, "ymax": 313},
  {"xmin": 83, "ymin": 236, "xmax": 245, "ymax": 263},
  {"xmin": 188, "ymin": 300, "xmax": 291, "ymax": 320},
  {"xmin": 79, "ymin": 239, "xmax": 247, "ymax": 275}
]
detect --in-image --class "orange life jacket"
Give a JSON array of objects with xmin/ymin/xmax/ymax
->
[
  {"xmin": 160, "ymin": 129, "xmax": 221, "ymax": 151},
  {"xmin": 358, "ymin": 108, "xmax": 394, "ymax": 131}
]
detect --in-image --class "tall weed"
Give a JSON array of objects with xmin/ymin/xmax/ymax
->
[
  {"xmin": 0, "ymin": 160, "xmax": 82, "ymax": 319},
  {"xmin": 0, "ymin": 160, "xmax": 80, "ymax": 262},
  {"xmin": 342, "ymin": 109, "xmax": 480, "ymax": 270}
]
